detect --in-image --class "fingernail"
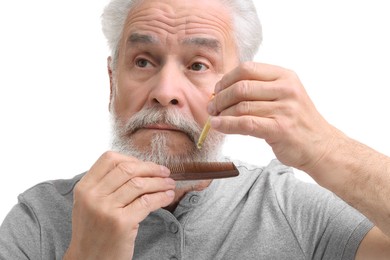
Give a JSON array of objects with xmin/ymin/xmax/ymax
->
[
  {"xmin": 160, "ymin": 166, "xmax": 170, "ymax": 176},
  {"xmin": 165, "ymin": 178, "xmax": 176, "ymax": 185},
  {"xmin": 166, "ymin": 190, "xmax": 175, "ymax": 197},
  {"xmin": 215, "ymin": 82, "xmax": 221, "ymax": 93},
  {"xmin": 207, "ymin": 103, "xmax": 215, "ymax": 115},
  {"xmin": 210, "ymin": 117, "xmax": 221, "ymax": 128}
]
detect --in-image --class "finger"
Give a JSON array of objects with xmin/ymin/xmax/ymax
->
[
  {"xmin": 219, "ymin": 100, "xmax": 279, "ymax": 118},
  {"xmin": 82, "ymin": 151, "xmax": 139, "ymax": 186},
  {"xmin": 111, "ymin": 177, "xmax": 175, "ymax": 207},
  {"xmin": 215, "ymin": 62, "xmax": 285, "ymax": 93},
  {"xmin": 95, "ymin": 161, "xmax": 170, "ymax": 195},
  {"xmin": 124, "ymin": 190, "xmax": 175, "ymax": 223},
  {"xmin": 210, "ymin": 115, "xmax": 278, "ymax": 140},
  {"xmin": 209, "ymin": 81, "xmax": 281, "ymax": 115}
]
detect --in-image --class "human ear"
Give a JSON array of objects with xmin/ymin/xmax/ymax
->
[{"xmin": 107, "ymin": 56, "xmax": 114, "ymax": 112}]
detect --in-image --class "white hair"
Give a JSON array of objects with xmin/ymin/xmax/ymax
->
[{"xmin": 101, "ymin": 0, "xmax": 262, "ymax": 69}]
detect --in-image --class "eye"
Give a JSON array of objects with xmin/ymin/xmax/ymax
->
[
  {"xmin": 190, "ymin": 62, "xmax": 208, "ymax": 72},
  {"xmin": 135, "ymin": 58, "xmax": 152, "ymax": 68}
]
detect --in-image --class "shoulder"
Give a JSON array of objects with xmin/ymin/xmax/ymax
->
[
  {"xmin": 22, "ymin": 172, "xmax": 84, "ymax": 196},
  {"xmin": 230, "ymin": 159, "xmax": 347, "ymax": 213},
  {"xmin": 215, "ymin": 158, "xmax": 297, "ymax": 202},
  {"xmin": 233, "ymin": 158, "xmax": 294, "ymax": 177},
  {"xmin": 231, "ymin": 158, "xmax": 296, "ymax": 188},
  {"xmin": 18, "ymin": 172, "xmax": 85, "ymax": 213},
  {"xmin": 0, "ymin": 173, "xmax": 84, "ymax": 258}
]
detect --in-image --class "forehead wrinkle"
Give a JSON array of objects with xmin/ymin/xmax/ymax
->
[
  {"xmin": 124, "ymin": 4, "xmax": 234, "ymax": 39},
  {"xmin": 121, "ymin": 2, "xmax": 237, "ymax": 63}
]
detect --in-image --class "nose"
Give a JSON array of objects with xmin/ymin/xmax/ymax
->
[{"xmin": 148, "ymin": 62, "xmax": 184, "ymax": 107}]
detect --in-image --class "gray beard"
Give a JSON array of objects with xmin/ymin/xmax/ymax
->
[{"xmin": 110, "ymin": 106, "xmax": 226, "ymax": 187}]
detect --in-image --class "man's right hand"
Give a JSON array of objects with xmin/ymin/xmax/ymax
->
[{"xmin": 63, "ymin": 151, "xmax": 176, "ymax": 260}]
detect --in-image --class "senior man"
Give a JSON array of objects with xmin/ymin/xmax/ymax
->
[{"xmin": 1, "ymin": 0, "xmax": 390, "ymax": 259}]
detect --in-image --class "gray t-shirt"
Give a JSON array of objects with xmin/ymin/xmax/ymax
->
[{"xmin": 0, "ymin": 160, "xmax": 373, "ymax": 259}]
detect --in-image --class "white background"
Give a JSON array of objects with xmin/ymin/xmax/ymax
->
[{"xmin": 1, "ymin": 0, "xmax": 390, "ymax": 223}]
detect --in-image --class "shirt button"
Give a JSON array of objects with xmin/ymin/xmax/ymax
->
[
  {"xmin": 169, "ymin": 223, "xmax": 179, "ymax": 234},
  {"xmin": 189, "ymin": 195, "xmax": 199, "ymax": 204}
]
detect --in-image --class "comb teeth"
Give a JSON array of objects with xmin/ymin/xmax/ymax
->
[{"xmin": 166, "ymin": 162, "xmax": 239, "ymax": 181}]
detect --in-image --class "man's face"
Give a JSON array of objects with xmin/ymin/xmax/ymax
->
[{"xmin": 109, "ymin": 0, "xmax": 239, "ymax": 164}]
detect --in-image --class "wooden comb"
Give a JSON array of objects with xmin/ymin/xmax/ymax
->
[{"xmin": 166, "ymin": 162, "xmax": 239, "ymax": 181}]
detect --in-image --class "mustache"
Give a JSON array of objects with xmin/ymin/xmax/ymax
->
[{"xmin": 120, "ymin": 107, "xmax": 202, "ymax": 143}]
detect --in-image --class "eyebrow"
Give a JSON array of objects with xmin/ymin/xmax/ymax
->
[
  {"xmin": 182, "ymin": 37, "xmax": 222, "ymax": 53},
  {"xmin": 127, "ymin": 33, "xmax": 159, "ymax": 46}
]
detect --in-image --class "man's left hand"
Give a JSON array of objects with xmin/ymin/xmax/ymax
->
[{"xmin": 208, "ymin": 62, "xmax": 341, "ymax": 172}]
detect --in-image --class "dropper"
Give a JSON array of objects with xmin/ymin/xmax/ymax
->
[{"xmin": 196, "ymin": 93, "xmax": 215, "ymax": 149}]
